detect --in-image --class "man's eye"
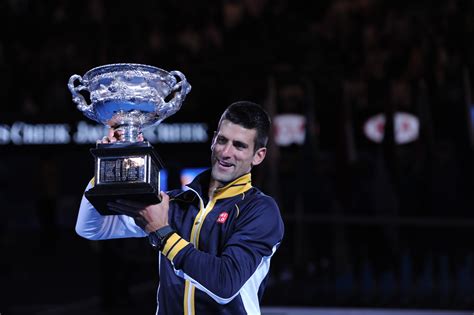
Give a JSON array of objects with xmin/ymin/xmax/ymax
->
[
  {"xmin": 234, "ymin": 143, "xmax": 247, "ymax": 150},
  {"xmin": 217, "ymin": 137, "xmax": 227, "ymax": 144}
]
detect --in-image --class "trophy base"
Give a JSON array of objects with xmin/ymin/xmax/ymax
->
[
  {"xmin": 85, "ymin": 182, "xmax": 161, "ymax": 216},
  {"xmin": 86, "ymin": 141, "xmax": 164, "ymax": 216}
]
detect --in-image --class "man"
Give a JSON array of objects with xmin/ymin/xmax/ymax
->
[{"xmin": 76, "ymin": 101, "xmax": 285, "ymax": 314}]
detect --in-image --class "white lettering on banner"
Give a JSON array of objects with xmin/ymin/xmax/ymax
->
[
  {"xmin": 0, "ymin": 121, "xmax": 208, "ymax": 145},
  {"xmin": 73, "ymin": 121, "xmax": 108, "ymax": 144},
  {"xmin": 0, "ymin": 124, "xmax": 10, "ymax": 144},
  {"xmin": 10, "ymin": 122, "xmax": 22, "ymax": 144},
  {"xmin": 144, "ymin": 123, "xmax": 208, "ymax": 143},
  {"xmin": 9, "ymin": 122, "xmax": 71, "ymax": 145}
]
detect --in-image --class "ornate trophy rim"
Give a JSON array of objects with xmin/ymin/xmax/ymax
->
[
  {"xmin": 68, "ymin": 63, "xmax": 191, "ymax": 142},
  {"xmin": 83, "ymin": 63, "xmax": 170, "ymax": 81},
  {"xmin": 84, "ymin": 63, "xmax": 164, "ymax": 74}
]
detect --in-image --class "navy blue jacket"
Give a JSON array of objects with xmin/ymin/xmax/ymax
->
[
  {"xmin": 158, "ymin": 170, "xmax": 284, "ymax": 314},
  {"xmin": 76, "ymin": 170, "xmax": 284, "ymax": 314}
]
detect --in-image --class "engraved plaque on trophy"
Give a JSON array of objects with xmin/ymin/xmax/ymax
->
[{"xmin": 68, "ymin": 63, "xmax": 191, "ymax": 215}]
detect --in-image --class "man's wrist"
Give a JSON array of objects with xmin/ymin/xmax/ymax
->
[{"xmin": 148, "ymin": 225, "xmax": 176, "ymax": 251}]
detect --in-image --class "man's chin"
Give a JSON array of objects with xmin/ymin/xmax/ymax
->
[{"xmin": 211, "ymin": 169, "xmax": 234, "ymax": 184}]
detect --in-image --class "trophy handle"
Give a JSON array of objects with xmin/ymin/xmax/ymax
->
[
  {"xmin": 167, "ymin": 70, "xmax": 191, "ymax": 107},
  {"xmin": 68, "ymin": 74, "xmax": 93, "ymax": 113}
]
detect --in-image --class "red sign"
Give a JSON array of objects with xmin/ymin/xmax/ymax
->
[
  {"xmin": 363, "ymin": 112, "xmax": 419, "ymax": 144},
  {"xmin": 273, "ymin": 114, "xmax": 306, "ymax": 146}
]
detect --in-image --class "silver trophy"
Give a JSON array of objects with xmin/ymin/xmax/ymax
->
[{"xmin": 68, "ymin": 63, "xmax": 191, "ymax": 215}]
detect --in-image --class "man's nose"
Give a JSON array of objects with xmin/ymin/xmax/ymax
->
[{"xmin": 221, "ymin": 143, "xmax": 234, "ymax": 156}]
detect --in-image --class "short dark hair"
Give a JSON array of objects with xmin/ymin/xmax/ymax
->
[{"xmin": 219, "ymin": 101, "xmax": 271, "ymax": 150}]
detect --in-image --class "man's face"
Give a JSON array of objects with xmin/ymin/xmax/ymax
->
[{"xmin": 211, "ymin": 120, "xmax": 266, "ymax": 184}]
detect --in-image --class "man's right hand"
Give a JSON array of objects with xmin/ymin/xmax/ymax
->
[{"xmin": 106, "ymin": 191, "xmax": 170, "ymax": 233}]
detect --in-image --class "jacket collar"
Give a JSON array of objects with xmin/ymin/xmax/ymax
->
[
  {"xmin": 185, "ymin": 169, "xmax": 253, "ymax": 201},
  {"xmin": 212, "ymin": 172, "xmax": 252, "ymax": 200}
]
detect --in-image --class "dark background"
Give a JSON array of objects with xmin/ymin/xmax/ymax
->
[{"xmin": 2, "ymin": 0, "xmax": 474, "ymax": 313}]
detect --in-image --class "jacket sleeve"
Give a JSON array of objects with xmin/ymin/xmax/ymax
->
[
  {"xmin": 161, "ymin": 195, "xmax": 284, "ymax": 304},
  {"xmin": 75, "ymin": 180, "xmax": 147, "ymax": 240}
]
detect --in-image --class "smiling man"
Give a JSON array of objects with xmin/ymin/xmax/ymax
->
[{"xmin": 76, "ymin": 101, "xmax": 285, "ymax": 315}]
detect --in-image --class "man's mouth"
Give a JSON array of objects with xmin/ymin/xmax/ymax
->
[{"xmin": 217, "ymin": 159, "xmax": 234, "ymax": 168}]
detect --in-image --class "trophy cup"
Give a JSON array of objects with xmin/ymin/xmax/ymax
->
[{"xmin": 68, "ymin": 63, "xmax": 191, "ymax": 215}]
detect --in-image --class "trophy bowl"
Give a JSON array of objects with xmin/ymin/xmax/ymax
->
[
  {"xmin": 68, "ymin": 63, "xmax": 191, "ymax": 141},
  {"xmin": 68, "ymin": 63, "xmax": 191, "ymax": 215}
]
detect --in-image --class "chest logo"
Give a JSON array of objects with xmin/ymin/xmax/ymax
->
[{"xmin": 217, "ymin": 212, "xmax": 229, "ymax": 224}]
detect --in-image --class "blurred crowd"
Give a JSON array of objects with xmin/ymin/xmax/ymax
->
[
  {"xmin": 0, "ymin": 0, "xmax": 472, "ymax": 122},
  {"xmin": 2, "ymin": 0, "xmax": 474, "ymax": 310}
]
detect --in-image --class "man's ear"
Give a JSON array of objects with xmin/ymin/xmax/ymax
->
[
  {"xmin": 252, "ymin": 147, "xmax": 267, "ymax": 166},
  {"xmin": 210, "ymin": 131, "xmax": 217, "ymax": 151}
]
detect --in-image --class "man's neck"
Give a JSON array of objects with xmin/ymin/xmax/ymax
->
[{"xmin": 208, "ymin": 179, "xmax": 224, "ymax": 200}]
